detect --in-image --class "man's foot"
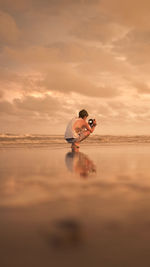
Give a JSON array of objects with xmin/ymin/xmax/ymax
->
[{"xmin": 71, "ymin": 144, "xmax": 80, "ymax": 153}]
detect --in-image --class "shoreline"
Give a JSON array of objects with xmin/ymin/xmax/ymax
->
[{"xmin": 1, "ymin": 142, "xmax": 150, "ymax": 149}]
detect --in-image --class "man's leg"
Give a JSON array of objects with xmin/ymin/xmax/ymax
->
[
  {"xmin": 72, "ymin": 130, "xmax": 90, "ymax": 152},
  {"xmin": 77, "ymin": 130, "xmax": 90, "ymax": 143},
  {"xmin": 71, "ymin": 141, "xmax": 80, "ymax": 152}
]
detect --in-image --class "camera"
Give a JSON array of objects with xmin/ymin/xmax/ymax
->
[{"xmin": 88, "ymin": 119, "xmax": 96, "ymax": 128}]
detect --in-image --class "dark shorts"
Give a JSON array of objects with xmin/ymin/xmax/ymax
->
[
  {"xmin": 65, "ymin": 131, "xmax": 86, "ymax": 144},
  {"xmin": 66, "ymin": 138, "xmax": 77, "ymax": 144}
]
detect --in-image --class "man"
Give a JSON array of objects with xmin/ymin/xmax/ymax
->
[{"xmin": 64, "ymin": 109, "xmax": 97, "ymax": 152}]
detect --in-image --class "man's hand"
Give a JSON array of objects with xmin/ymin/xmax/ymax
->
[
  {"xmin": 88, "ymin": 119, "xmax": 97, "ymax": 133},
  {"xmin": 93, "ymin": 119, "xmax": 97, "ymax": 126}
]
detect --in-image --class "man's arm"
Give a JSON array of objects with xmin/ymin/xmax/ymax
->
[
  {"xmin": 89, "ymin": 125, "xmax": 96, "ymax": 133},
  {"xmin": 84, "ymin": 120, "xmax": 97, "ymax": 133}
]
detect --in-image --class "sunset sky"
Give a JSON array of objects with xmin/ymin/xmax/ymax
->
[{"xmin": 0, "ymin": 0, "xmax": 150, "ymax": 135}]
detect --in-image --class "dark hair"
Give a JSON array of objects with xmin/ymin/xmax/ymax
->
[{"xmin": 79, "ymin": 109, "xmax": 89, "ymax": 118}]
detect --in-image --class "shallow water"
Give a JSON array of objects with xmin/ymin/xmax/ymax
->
[{"xmin": 1, "ymin": 145, "xmax": 150, "ymax": 267}]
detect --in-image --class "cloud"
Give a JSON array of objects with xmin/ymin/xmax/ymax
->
[
  {"xmin": 0, "ymin": 94, "xmax": 66, "ymax": 133},
  {"xmin": 113, "ymin": 30, "xmax": 150, "ymax": 66},
  {"xmin": 0, "ymin": 90, "xmax": 4, "ymax": 98},
  {"xmin": 0, "ymin": 0, "xmax": 100, "ymax": 14},
  {"xmin": 0, "ymin": 100, "xmax": 15, "ymax": 115},
  {"xmin": 71, "ymin": 16, "xmax": 129, "ymax": 44},
  {"xmin": 14, "ymin": 95, "xmax": 61, "ymax": 115},
  {"xmin": 0, "ymin": 94, "xmax": 63, "ymax": 119},
  {"xmin": 39, "ymin": 65, "xmax": 121, "ymax": 98},
  {"xmin": 100, "ymin": 0, "xmax": 150, "ymax": 30},
  {"xmin": 0, "ymin": 11, "xmax": 20, "ymax": 45},
  {"xmin": 40, "ymin": 65, "xmax": 98, "ymax": 96},
  {"xmin": 0, "ymin": 42, "xmax": 123, "ymax": 98},
  {"xmin": 0, "ymin": 0, "xmax": 34, "ymax": 13},
  {"xmin": 134, "ymin": 82, "xmax": 150, "ymax": 94}
]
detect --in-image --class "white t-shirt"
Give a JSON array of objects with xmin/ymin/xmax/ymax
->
[{"xmin": 64, "ymin": 117, "xmax": 81, "ymax": 139}]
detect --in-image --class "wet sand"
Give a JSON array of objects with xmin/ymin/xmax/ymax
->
[{"xmin": 1, "ymin": 145, "xmax": 150, "ymax": 267}]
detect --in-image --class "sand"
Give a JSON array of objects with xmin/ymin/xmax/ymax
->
[{"xmin": 0, "ymin": 144, "xmax": 150, "ymax": 267}]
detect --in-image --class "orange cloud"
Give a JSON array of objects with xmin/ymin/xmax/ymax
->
[{"xmin": 0, "ymin": 11, "xmax": 20, "ymax": 44}]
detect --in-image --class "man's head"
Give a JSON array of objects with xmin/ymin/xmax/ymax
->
[{"xmin": 79, "ymin": 109, "xmax": 89, "ymax": 119}]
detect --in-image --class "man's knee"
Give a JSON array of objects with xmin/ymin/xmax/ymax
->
[
  {"xmin": 76, "ymin": 130, "xmax": 90, "ymax": 143},
  {"xmin": 81, "ymin": 130, "xmax": 90, "ymax": 141},
  {"xmin": 84, "ymin": 130, "xmax": 90, "ymax": 137}
]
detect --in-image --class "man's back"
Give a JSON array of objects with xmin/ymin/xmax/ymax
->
[
  {"xmin": 73, "ymin": 118, "xmax": 91, "ymax": 134},
  {"xmin": 64, "ymin": 117, "xmax": 81, "ymax": 139}
]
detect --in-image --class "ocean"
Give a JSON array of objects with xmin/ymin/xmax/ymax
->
[{"xmin": 1, "ymin": 133, "xmax": 150, "ymax": 147}]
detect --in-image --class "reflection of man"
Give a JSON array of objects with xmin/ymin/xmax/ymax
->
[
  {"xmin": 64, "ymin": 109, "xmax": 97, "ymax": 152},
  {"xmin": 65, "ymin": 152, "xmax": 96, "ymax": 178}
]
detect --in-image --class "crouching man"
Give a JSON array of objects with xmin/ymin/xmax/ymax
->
[{"xmin": 64, "ymin": 109, "xmax": 97, "ymax": 152}]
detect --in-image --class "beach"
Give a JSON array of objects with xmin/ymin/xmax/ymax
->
[{"xmin": 1, "ymin": 137, "xmax": 150, "ymax": 267}]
